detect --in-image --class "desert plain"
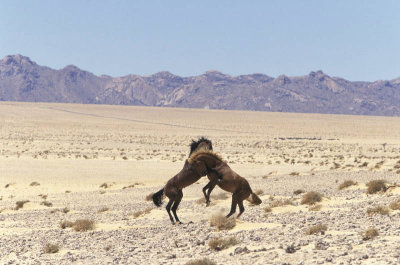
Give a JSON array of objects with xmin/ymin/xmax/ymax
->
[{"xmin": 1, "ymin": 102, "xmax": 400, "ymax": 265}]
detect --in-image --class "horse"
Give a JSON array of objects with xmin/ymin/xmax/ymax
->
[
  {"xmin": 188, "ymin": 150, "xmax": 262, "ymax": 217},
  {"xmin": 152, "ymin": 137, "xmax": 218, "ymax": 224}
]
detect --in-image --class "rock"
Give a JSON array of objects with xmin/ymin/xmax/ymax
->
[{"xmin": 234, "ymin": 247, "xmax": 250, "ymax": 255}]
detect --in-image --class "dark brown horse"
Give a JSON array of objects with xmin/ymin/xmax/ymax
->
[
  {"xmin": 188, "ymin": 150, "xmax": 262, "ymax": 217},
  {"xmin": 152, "ymin": 137, "xmax": 217, "ymax": 224}
]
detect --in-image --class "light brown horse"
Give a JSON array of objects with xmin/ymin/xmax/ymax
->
[
  {"xmin": 188, "ymin": 150, "xmax": 262, "ymax": 217},
  {"xmin": 152, "ymin": 137, "xmax": 219, "ymax": 224}
]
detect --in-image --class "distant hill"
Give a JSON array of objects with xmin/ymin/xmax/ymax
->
[{"xmin": 1, "ymin": 54, "xmax": 400, "ymax": 116}]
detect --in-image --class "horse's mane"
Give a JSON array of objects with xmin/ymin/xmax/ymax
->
[
  {"xmin": 188, "ymin": 150, "xmax": 225, "ymax": 164},
  {"xmin": 189, "ymin": 137, "xmax": 213, "ymax": 156}
]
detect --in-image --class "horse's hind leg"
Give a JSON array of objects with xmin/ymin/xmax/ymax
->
[
  {"xmin": 237, "ymin": 199, "xmax": 245, "ymax": 218},
  {"xmin": 166, "ymin": 199, "xmax": 175, "ymax": 225},
  {"xmin": 226, "ymin": 194, "xmax": 238, "ymax": 218},
  {"xmin": 171, "ymin": 190, "xmax": 183, "ymax": 224}
]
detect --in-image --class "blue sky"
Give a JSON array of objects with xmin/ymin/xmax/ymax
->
[{"xmin": 1, "ymin": 0, "xmax": 399, "ymax": 81}]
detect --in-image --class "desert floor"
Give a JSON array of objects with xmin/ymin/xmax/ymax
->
[{"xmin": 1, "ymin": 102, "xmax": 400, "ymax": 265}]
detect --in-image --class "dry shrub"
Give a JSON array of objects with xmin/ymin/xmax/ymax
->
[
  {"xmin": 43, "ymin": 243, "xmax": 59, "ymax": 254},
  {"xmin": 208, "ymin": 236, "xmax": 239, "ymax": 251},
  {"xmin": 60, "ymin": 220, "xmax": 74, "ymax": 229},
  {"xmin": 30, "ymin": 181, "xmax": 40, "ymax": 186},
  {"xmin": 132, "ymin": 207, "xmax": 152, "ymax": 218},
  {"xmin": 362, "ymin": 228, "xmax": 379, "ymax": 240},
  {"xmin": 184, "ymin": 258, "xmax": 217, "ymax": 265},
  {"xmin": 293, "ymin": 189, "xmax": 305, "ymax": 195},
  {"xmin": 338, "ymin": 180, "xmax": 357, "ymax": 190},
  {"xmin": 359, "ymin": 162, "xmax": 369, "ymax": 168},
  {"xmin": 289, "ymin": 172, "xmax": 300, "ymax": 176},
  {"xmin": 366, "ymin": 206, "xmax": 389, "ymax": 216},
  {"xmin": 305, "ymin": 224, "xmax": 327, "ymax": 235},
  {"xmin": 389, "ymin": 198, "xmax": 400, "ymax": 210},
  {"xmin": 301, "ymin": 192, "xmax": 323, "ymax": 205},
  {"xmin": 270, "ymin": 198, "xmax": 295, "ymax": 208},
  {"xmin": 15, "ymin": 200, "xmax": 29, "ymax": 210},
  {"xmin": 309, "ymin": 204, "xmax": 322, "ymax": 211},
  {"xmin": 209, "ymin": 212, "xmax": 236, "ymax": 230},
  {"xmin": 62, "ymin": 207, "xmax": 70, "ymax": 214},
  {"xmin": 73, "ymin": 219, "xmax": 95, "ymax": 232},
  {"xmin": 366, "ymin": 180, "xmax": 387, "ymax": 194}
]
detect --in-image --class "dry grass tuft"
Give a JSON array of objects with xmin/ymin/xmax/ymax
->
[
  {"xmin": 366, "ymin": 206, "xmax": 390, "ymax": 216},
  {"xmin": 301, "ymin": 192, "xmax": 323, "ymax": 205},
  {"xmin": 62, "ymin": 207, "xmax": 70, "ymax": 214},
  {"xmin": 208, "ymin": 236, "xmax": 239, "ymax": 251},
  {"xmin": 389, "ymin": 198, "xmax": 400, "ymax": 210},
  {"xmin": 132, "ymin": 207, "xmax": 152, "ymax": 218},
  {"xmin": 43, "ymin": 243, "xmax": 59, "ymax": 254},
  {"xmin": 305, "ymin": 224, "xmax": 327, "ymax": 235},
  {"xmin": 362, "ymin": 228, "xmax": 379, "ymax": 240},
  {"xmin": 366, "ymin": 180, "xmax": 387, "ymax": 194},
  {"xmin": 30, "ymin": 181, "xmax": 40, "ymax": 186},
  {"xmin": 338, "ymin": 180, "xmax": 357, "ymax": 190},
  {"xmin": 209, "ymin": 212, "xmax": 236, "ymax": 231},
  {"xmin": 289, "ymin": 172, "xmax": 300, "ymax": 176},
  {"xmin": 73, "ymin": 219, "xmax": 95, "ymax": 232},
  {"xmin": 15, "ymin": 200, "xmax": 29, "ymax": 210},
  {"xmin": 184, "ymin": 258, "xmax": 217, "ymax": 265}
]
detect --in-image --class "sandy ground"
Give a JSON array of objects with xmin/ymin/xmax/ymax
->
[{"xmin": 1, "ymin": 102, "xmax": 400, "ymax": 265}]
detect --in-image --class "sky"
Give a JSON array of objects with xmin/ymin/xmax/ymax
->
[{"xmin": 1, "ymin": 0, "xmax": 399, "ymax": 81}]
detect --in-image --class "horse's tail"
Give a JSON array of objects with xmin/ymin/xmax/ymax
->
[
  {"xmin": 248, "ymin": 192, "xmax": 262, "ymax": 205},
  {"xmin": 152, "ymin": 188, "xmax": 165, "ymax": 207}
]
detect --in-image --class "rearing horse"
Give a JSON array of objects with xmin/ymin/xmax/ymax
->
[
  {"xmin": 188, "ymin": 150, "xmax": 262, "ymax": 217},
  {"xmin": 152, "ymin": 137, "xmax": 220, "ymax": 224}
]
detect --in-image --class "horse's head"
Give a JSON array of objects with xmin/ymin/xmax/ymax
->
[{"xmin": 189, "ymin": 137, "xmax": 213, "ymax": 157}]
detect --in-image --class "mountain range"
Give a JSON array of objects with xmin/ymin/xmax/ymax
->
[{"xmin": 1, "ymin": 54, "xmax": 400, "ymax": 116}]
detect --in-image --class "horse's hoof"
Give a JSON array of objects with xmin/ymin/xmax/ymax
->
[{"xmin": 176, "ymin": 221, "xmax": 183, "ymax": 225}]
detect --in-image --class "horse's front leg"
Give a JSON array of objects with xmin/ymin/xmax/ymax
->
[{"xmin": 204, "ymin": 178, "xmax": 218, "ymax": 207}]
